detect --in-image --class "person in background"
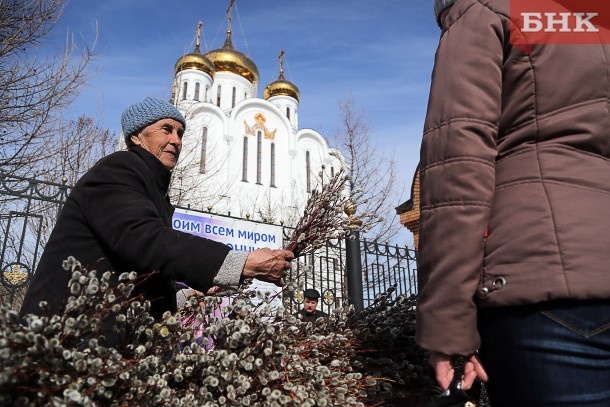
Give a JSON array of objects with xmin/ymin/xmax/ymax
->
[
  {"xmin": 20, "ymin": 96, "xmax": 294, "ymax": 345},
  {"xmin": 296, "ymin": 289, "xmax": 328, "ymax": 323},
  {"xmin": 416, "ymin": 0, "xmax": 610, "ymax": 405}
]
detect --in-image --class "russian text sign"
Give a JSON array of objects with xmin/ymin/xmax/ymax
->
[{"xmin": 172, "ymin": 209, "xmax": 284, "ymax": 308}]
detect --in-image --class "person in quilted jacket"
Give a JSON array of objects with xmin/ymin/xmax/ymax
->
[{"xmin": 417, "ymin": 1, "xmax": 610, "ymax": 405}]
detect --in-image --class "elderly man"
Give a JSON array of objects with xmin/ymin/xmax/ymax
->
[
  {"xmin": 295, "ymin": 289, "xmax": 328, "ymax": 323},
  {"xmin": 20, "ymin": 97, "xmax": 293, "ymax": 340}
]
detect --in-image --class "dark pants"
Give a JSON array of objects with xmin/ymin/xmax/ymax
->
[{"xmin": 478, "ymin": 299, "xmax": 610, "ymax": 407}]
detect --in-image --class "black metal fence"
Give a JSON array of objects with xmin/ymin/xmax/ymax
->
[
  {"xmin": 0, "ymin": 171, "xmax": 417, "ymax": 312},
  {"xmin": 286, "ymin": 233, "xmax": 418, "ymax": 314},
  {"xmin": 361, "ymin": 238, "xmax": 418, "ymax": 306},
  {"xmin": 0, "ymin": 171, "xmax": 70, "ymax": 308}
]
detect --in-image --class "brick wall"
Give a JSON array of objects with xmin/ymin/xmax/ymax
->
[{"xmin": 398, "ymin": 168, "xmax": 420, "ymax": 251}]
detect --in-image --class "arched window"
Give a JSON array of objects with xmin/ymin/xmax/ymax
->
[
  {"xmin": 286, "ymin": 107, "xmax": 290, "ymax": 120},
  {"xmin": 217, "ymin": 85, "xmax": 222, "ymax": 106},
  {"xmin": 232, "ymin": 87, "xmax": 237, "ymax": 108},
  {"xmin": 242, "ymin": 136, "xmax": 248, "ymax": 181},
  {"xmin": 205, "ymin": 85, "xmax": 209, "ymax": 102},
  {"xmin": 270, "ymin": 143, "xmax": 276, "ymax": 187},
  {"xmin": 244, "ymin": 91, "xmax": 248, "ymax": 99},
  {"xmin": 256, "ymin": 131, "xmax": 262, "ymax": 184},
  {"xmin": 199, "ymin": 127, "xmax": 207, "ymax": 173},
  {"xmin": 306, "ymin": 151, "xmax": 311, "ymax": 193},
  {"xmin": 331, "ymin": 166, "xmax": 335, "ymax": 178},
  {"xmin": 181, "ymin": 82, "xmax": 188, "ymax": 100},
  {"xmin": 194, "ymin": 82, "xmax": 200, "ymax": 101}
]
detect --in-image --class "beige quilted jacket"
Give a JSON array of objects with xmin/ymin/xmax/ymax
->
[{"xmin": 417, "ymin": 0, "xmax": 610, "ymax": 355}]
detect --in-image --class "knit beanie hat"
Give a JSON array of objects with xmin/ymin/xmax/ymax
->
[
  {"xmin": 434, "ymin": 0, "xmax": 456, "ymax": 27},
  {"xmin": 121, "ymin": 97, "xmax": 186, "ymax": 141}
]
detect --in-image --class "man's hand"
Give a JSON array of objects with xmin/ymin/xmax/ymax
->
[
  {"xmin": 430, "ymin": 352, "xmax": 488, "ymax": 391},
  {"xmin": 242, "ymin": 248, "xmax": 294, "ymax": 286}
]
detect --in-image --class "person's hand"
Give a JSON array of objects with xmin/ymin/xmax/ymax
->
[
  {"xmin": 187, "ymin": 287, "xmax": 221, "ymax": 297},
  {"xmin": 242, "ymin": 248, "xmax": 294, "ymax": 287},
  {"xmin": 205, "ymin": 286, "xmax": 222, "ymax": 295},
  {"xmin": 430, "ymin": 351, "xmax": 488, "ymax": 391}
]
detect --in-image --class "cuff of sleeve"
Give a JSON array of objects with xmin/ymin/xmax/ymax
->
[
  {"xmin": 176, "ymin": 288, "xmax": 193, "ymax": 309},
  {"xmin": 212, "ymin": 250, "xmax": 248, "ymax": 290}
]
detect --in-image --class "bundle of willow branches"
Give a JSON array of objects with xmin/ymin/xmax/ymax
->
[
  {"xmin": 1, "ymin": 259, "xmax": 376, "ymax": 406},
  {"xmin": 284, "ymin": 171, "xmax": 354, "ymax": 257}
]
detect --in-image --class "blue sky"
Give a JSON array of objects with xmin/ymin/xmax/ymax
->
[{"xmin": 53, "ymin": 0, "xmax": 440, "ymax": 211}]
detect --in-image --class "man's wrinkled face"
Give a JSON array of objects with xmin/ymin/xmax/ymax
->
[
  {"xmin": 130, "ymin": 118, "xmax": 184, "ymax": 170},
  {"xmin": 303, "ymin": 297, "xmax": 318, "ymax": 314}
]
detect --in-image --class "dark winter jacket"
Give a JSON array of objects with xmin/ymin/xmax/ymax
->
[
  {"xmin": 295, "ymin": 309, "xmax": 328, "ymax": 323},
  {"xmin": 20, "ymin": 146, "xmax": 231, "ymax": 322},
  {"xmin": 417, "ymin": 0, "xmax": 610, "ymax": 356}
]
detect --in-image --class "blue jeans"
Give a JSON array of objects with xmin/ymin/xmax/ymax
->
[{"xmin": 478, "ymin": 299, "xmax": 610, "ymax": 407}]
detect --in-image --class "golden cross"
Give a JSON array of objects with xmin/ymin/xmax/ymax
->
[
  {"xmin": 195, "ymin": 21, "xmax": 202, "ymax": 52},
  {"xmin": 279, "ymin": 50, "xmax": 285, "ymax": 78}
]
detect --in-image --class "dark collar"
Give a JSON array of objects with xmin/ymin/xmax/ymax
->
[{"xmin": 130, "ymin": 146, "xmax": 172, "ymax": 195}]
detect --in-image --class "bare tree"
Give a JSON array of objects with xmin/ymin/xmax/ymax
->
[
  {"xmin": 0, "ymin": 0, "xmax": 96, "ymax": 176},
  {"xmin": 42, "ymin": 116, "xmax": 115, "ymax": 184},
  {"xmin": 331, "ymin": 94, "xmax": 405, "ymax": 242}
]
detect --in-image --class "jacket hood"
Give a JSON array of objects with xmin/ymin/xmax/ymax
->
[{"xmin": 434, "ymin": 0, "xmax": 457, "ymax": 27}]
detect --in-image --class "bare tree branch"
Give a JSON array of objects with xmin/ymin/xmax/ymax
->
[
  {"xmin": 0, "ymin": 0, "xmax": 97, "ymax": 176},
  {"xmin": 331, "ymin": 94, "xmax": 405, "ymax": 242}
]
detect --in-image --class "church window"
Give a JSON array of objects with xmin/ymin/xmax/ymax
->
[
  {"xmin": 256, "ymin": 131, "xmax": 262, "ymax": 184},
  {"xmin": 217, "ymin": 85, "xmax": 221, "ymax": 106},
  {"xmin": 194, "ymin": 82, "xmax": 200, "ymax": 101},
  {"xmin": 200, "ymin": 127, "xmax": 207, "ymax": 173},
  {"xmin": 242, "ymin": 136, "xmax": 248, "ymax": 181},
  {"xmin": 306, "ymin": 151, "xmax": 311, "ymax": 193},
  {"xmin": 205, "ymin": 85, "xmax": 209, "ymax": 102},
  {"xmin": 286, "ymin": 107, "xmax": 290, "ymax": 120},
  {"xmin": 232, "ymin": 87, "xmax": 237, "ymax": 108},
  {"xmin": 270, "ymin": 143, "xmax": 276, "ymax": 187},
  {"xmin": 331, "ymin": 166, "xmax": 335, "ymax": 178},
  {"xmin": 182, "ymin": 82, "xmax": 188, "ymax": 100},
  {"xmin": 244, "ymin": 91, "xmax": 248, "ymax": 99}
]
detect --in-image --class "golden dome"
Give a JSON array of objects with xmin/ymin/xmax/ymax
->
[
  {"xmin": 204, "ymin": 30, "xmax": 259, "ymax": 84},
  {"xmin": 175, "ymin": 22, "xmax": 215, "ymax": 77},
  {"xmin": 174, "ymin": 49, "xmax": 215, "ymax": 77},
  {"xmin": 264, "ymin": 75, "xmax": 300, "ymax": 101},
  {"xmin": 264, "ymin": 50, "xmax": 299, "ymax": 101}
]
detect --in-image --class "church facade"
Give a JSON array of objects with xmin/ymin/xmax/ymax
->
[{"xmin": 169, "ymin": 20, "xmax": 345, "ymax": 226}]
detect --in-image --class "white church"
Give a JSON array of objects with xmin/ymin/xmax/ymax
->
[{"xmin": 168, "ymin": 15, "xmax": 346, "ymax": 226}]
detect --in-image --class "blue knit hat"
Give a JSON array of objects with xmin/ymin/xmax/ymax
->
[{"xmin": 121, "ymin": 97, "xmax": 186, "ymax": 141}]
